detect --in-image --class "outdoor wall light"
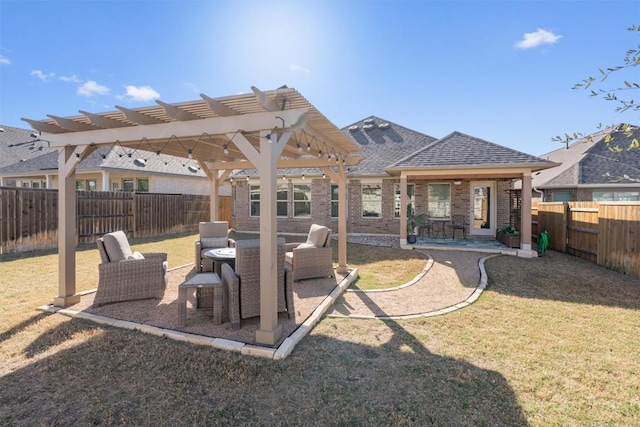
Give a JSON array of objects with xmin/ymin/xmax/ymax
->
[{"xmin": 453, "ymin": 180, "xmax": 462, "ymax": 186}]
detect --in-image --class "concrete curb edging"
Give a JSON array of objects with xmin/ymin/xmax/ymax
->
[
  {"xmin": 327, "ymin": 254, "xmax": 499, "ymax": 320},
  {"xmin": 38, "ymin": 268, "xmax": 359, "ymax": 361}
]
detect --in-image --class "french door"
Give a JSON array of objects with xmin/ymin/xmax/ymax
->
[{"xmin": 470, "ymin": 181, "xmax": 496, "ymax": 236}]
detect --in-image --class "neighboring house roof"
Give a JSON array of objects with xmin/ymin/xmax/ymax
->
[
  {"xmin": 533, "ymin": 124, "xmax": 640, "ymax": 188},
  {"xmin": 387, "ymin": 131, "xmax": 556, "ymax": 173},
  {"xmin": 0, "ymin": 125, "xmax": 57, "ymax": 169},
  {"xmin": 0, "ymin": 144, "xmax": 207, "ymax": 178}
]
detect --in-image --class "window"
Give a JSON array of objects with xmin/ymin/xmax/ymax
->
[
  {"xmin": 123, "ymin": 179, "xmax": 134, "ymax": 192},
  {"xmin": 394, "ymin": 183, "xmax": 415, "ymax": 218},
  {"xmin": 362, "ymin": 184, "xmax": 382, "ymax": 218},
  {"xmin": 593, "ymin": 191, "xmax": 639, "ymax": 201},
  {"xmin": 250, "ymin": 185, "xmax": 260, "ymax": 217},
  {"xmin": 76, "ymin": 180, "xmax": 86, "ymax": 190},
  {"xmin": 428, "ymin": 183, "xmax": 451, "ymax": 219},
  {"xmin": 293, "ymin": 184, "xmax": 312, "ymax": 218},
  {"xmin": 552, "ymin": 191, "xmax": 572, "ymax": 202},
  {"xmin": 21, "ymin": 182, "xmax": 30, "ymax": 188},
  {"xmin": 277, "ymin": 184, "xmax": 288, "ymax": 217},
  {"xmin": 111, "ymin": 181, "xmax": 120, "ymax": 192},
  {"xmin": 87, "ymin": 180, "xmax": 97, "ymax": 191},
  {"xmin": 137, "ymin": 178, "xmax": 149, "ymax": 192},
  {"xmin": 331, "ymin": 184, "xmax": 339, "ymax": 218},
  {"xmin": 31, "ymin": 181, "xmax": 40, "ymax": 189}
]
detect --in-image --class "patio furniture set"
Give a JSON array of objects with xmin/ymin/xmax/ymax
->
[
  {"xmin": 94, "ymin": 222, "xmax": 335, "ymax": 330},
  {"xmin": 416, "ymin": 214, "xmax": 468, "ymax": 240}
]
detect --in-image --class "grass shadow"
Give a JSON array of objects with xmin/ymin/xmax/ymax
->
[
  {"xmin": 0, "ymin": 311, "xmax": 52, "ymax": 345},
  {"xmin": 0, "ymin": 316, "xmax": 529, "ymax": 426}
]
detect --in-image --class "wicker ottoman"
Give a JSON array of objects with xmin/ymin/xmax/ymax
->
[{"xmin": 178, "ymin": 273, "xmax": 223, "ymax": 326}]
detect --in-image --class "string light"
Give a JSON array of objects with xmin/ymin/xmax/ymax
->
[{"xmin": 223, "ymin": 144, "xmax": 229, "ymax": 155}]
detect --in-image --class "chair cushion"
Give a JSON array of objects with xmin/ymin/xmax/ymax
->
[
  {"xmin": 102, "ymin": 231, "xmax": 133, "ymax": 262},
  {"xmin": 199, "ymin": 221, "xmax": 229, "ymax": 238},
  {"xmin": 201, "ymin": 236, "xmax": 228, "ymax": 249},
  {"xmin": 285, "ymin": 251, "xmax": 293, "ymax": 265},
  {"xmin": 306, "ymin": 224, "xmax": 329, "ymax": 248},
  {"xmin": 296, "ymin": 243, "xmax": 315, "ymax": 250},
  {"xmin": 127, "ymin": 251, "xmax": 145, "ymax": 260}
]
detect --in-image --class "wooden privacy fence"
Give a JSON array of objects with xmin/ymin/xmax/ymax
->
[
  {"xmin": 0, "ymin": 187, "xmax": 232, "ymax": 254},
  {"xmin": 533, "ymin": 201, "xmax": 640, "ymax": 278}
]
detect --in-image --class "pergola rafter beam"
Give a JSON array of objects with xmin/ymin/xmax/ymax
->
[
  {"xmin": 80, "ymin": 110, "xmax": 132, "ymax": 129},
  {"xmin": 156, "ymin": 100, "xmax": 201, "ymax": 121},
  {"xmin": 115, "ymin": 105, "xmax": 165, "ymax": 125},
  {"xmin": 43, "ymin": 109, "xmax": 309, "ymax": 148},
  {"xmin": 200, "ymin": 93, "xmax": 239, "ymax": 117},
  {"xmin": 47, "ymin": 115, "xmax": 102, "ymax": 132},
  {"xmin": 21, "ymin": 118, "xmax": 71, "ymax": 134}
]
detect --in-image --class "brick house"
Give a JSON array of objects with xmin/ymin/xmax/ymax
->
[{"xmin": 232, "ymin": 116, "xmax": 557, "ymax": 243}]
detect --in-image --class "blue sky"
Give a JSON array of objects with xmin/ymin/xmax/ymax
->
[{"xmin": 0, "ymin": 0, "xmax": 638, "ymax": 156}]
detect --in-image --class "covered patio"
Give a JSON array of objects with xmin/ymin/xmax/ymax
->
[{"xmin": 24, "ymin": 86, "xmax": 363, "ymax": 346}]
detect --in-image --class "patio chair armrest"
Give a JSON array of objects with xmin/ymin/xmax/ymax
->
[
  {"xmin": 221, "ymin": 263, "xmax": 240, "ymax": 329},
  {"xmin": 227, "ymin": 238, "xmax": 236, "ymax": 248},
  {"xmin": 285, "ymin": 242, "xmax": 303, "ymax": 251},
  {"xmin": 141, "ymin": 252, "xmax": 168, "ymax": 262}
]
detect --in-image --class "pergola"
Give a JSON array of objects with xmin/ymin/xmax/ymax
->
[{"xmin": 24, "ymin": 86, "xmax": 363, "ymax": 346}]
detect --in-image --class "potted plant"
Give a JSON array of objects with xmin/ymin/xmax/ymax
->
[
  {"xmin": 497, "ymin": 225, "xmax": 520, "ymax": 248},
  {"xmin": 406, "ymin": 205, "xmax": 422, "ymax": 244}
]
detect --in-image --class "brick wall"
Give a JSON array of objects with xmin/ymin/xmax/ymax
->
[{"xmin": 232, "ymin": 178, "xmax": 511, "ymax": 237}]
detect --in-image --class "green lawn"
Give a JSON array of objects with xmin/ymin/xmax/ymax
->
[{"xmin": 1, "ymin": 233, "xmax": 638, "ymax": 426}]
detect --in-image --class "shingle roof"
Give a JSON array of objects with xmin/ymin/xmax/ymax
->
[
  {"xmin": 234, "ymin": 116, "xmax": 439, "ymax": 178},
  {"xmin": 0, "ymin": 144, "xmax": 207, "ymax": 178},
  {"xmin": 0, "ymin": 125, "xmax": 57, "ymax": 169},
  {"xmin": 233, "ymin": 118, "xmax": 556, "ymax": 179},
  {"xmin": 389, "ymin": 131, "xmax": 555, "ymax": 170},
  {"xmin": 534, "ymin": 125, "xmax": 640, "ymax": 188},
  {"xmin": 342, "ymin": 116, "xmax": 438, "ymax": 176}
]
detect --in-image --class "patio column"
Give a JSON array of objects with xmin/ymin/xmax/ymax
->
[
  {"xmin": 400, "ymin": 174, "xmax": 408, "ymax": 244},
  {"xmin": 101, "ymin": 171, "xmax": 110, "ymax": 191},
  {"xmin": 209, "ymin": 169, "xmax": 219, "ymax": 221},
  {"xmin": 520, "ymin": 172, "xmax": 532, "ymax": 252},
  {"xmin": 336, "ymin": 165, "xmax": 348, "ymax": 274},
  {"xmin": 53, "ymin": 146, "xmax": 81, "ymax": 307},
  {"xmin": 231, "ymin": 130, "xmax": 290, "ymax": 346}
]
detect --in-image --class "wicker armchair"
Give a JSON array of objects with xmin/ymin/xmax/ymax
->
[
  {"xmin": 223, "ymin": 238, "xmax": 293, "ymax": 329},
  {"xmin": 95, "ymin": 231, "xmax": 168, "ymax": 306},
  {"xmin": 285, "ymin": 224, "xmax": 334, "ymax": 282},
  {"xmin": 195, "ymin": 221, "xmax": 235, "ymax": 272}
]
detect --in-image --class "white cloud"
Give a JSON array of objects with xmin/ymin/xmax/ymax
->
[
  {"xmin": 290, "ymin": 64, "xmax": 311, "ymax": 74},
  {"xmin": 59, "ymin": 74, "xmax": 82, "ymax": 83},
  {"xmin": 77, "ymin": 80, "xmax": 110, "ymax": 97},
  {"xmin": 515, "ymin": 28, "xmax": 562, "ymax": 49},
  {"xmin": 123, "ymin": 85, "xmax": 160, "ymax": 102},
  {"xmin": 0, "ymin": 56, "xmax": 9, "ymax": 65},
  {"xmin": 30, "ymin": 69, "xmax": 55, "ymax": 81}
]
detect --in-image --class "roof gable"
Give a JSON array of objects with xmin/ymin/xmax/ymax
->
[{"xmin": 389, "ymin": 131, "xmax": 554, "ymax": 170}]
